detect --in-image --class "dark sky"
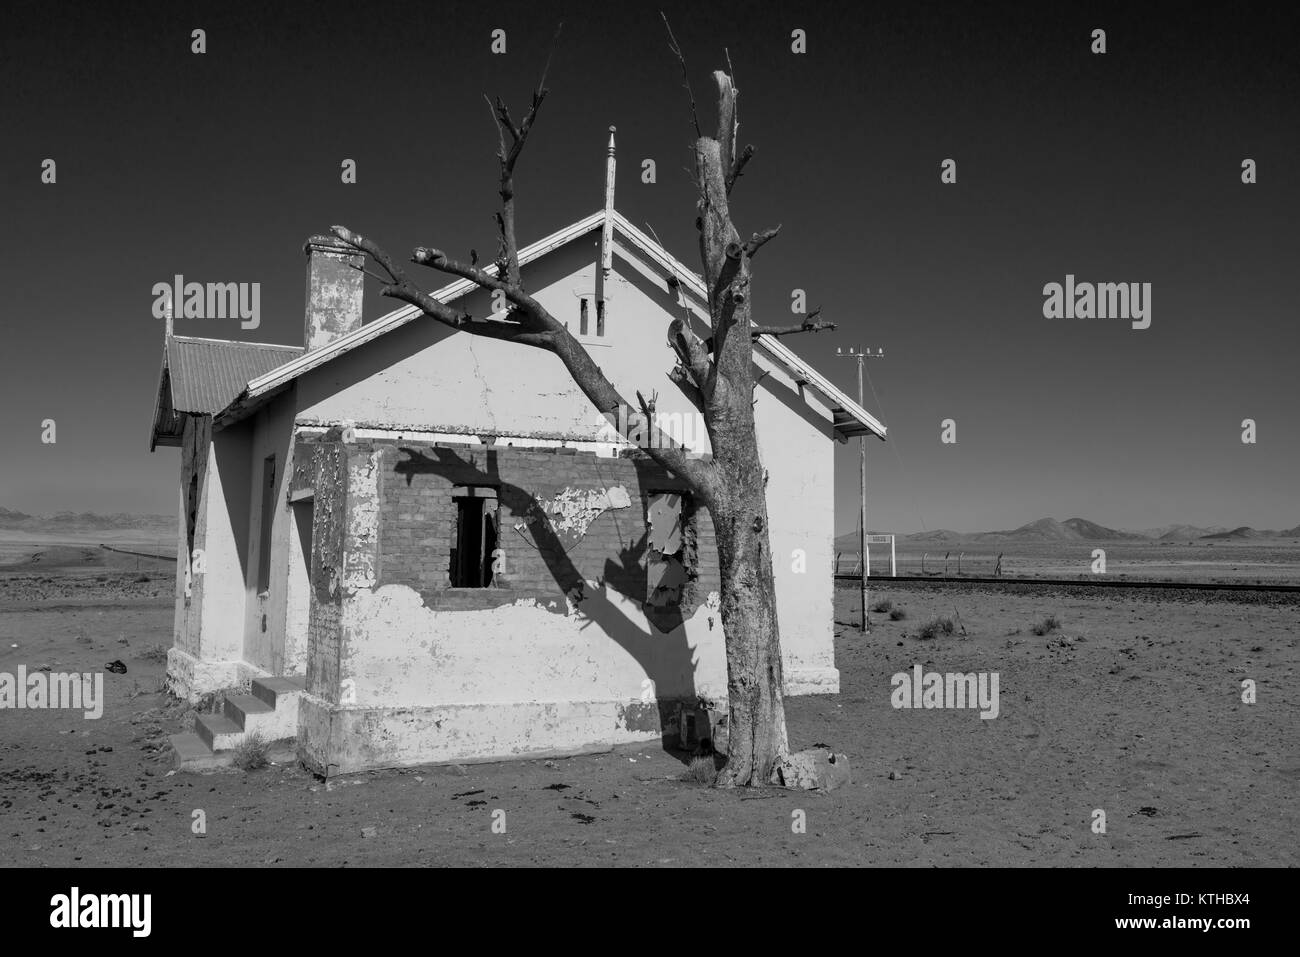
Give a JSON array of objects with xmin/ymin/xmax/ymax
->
[{"xmin": 1, "ymin": 0, "xmax": 1296, "ymax": 534}]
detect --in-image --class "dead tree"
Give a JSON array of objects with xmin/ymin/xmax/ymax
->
[{"xmin": 332, "ymin": 41, "xmax": 835, "ymax": 787}]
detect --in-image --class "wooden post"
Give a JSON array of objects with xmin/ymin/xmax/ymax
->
[
  {"xmin": 858, "ymin": 357, "xmax": 868, "ymax": 631},
  {"xmin": 596, "ymin": 126, "xmax": 615, "ymax": 302},
  {"xmin": 835, "ymin": 346, "xmax": 884, "ymax": 632}
]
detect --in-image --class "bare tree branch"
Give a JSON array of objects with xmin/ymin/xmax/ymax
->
[
  {"xmin": 661, "ymin": 12, "xmax": 702, "ymax": 138},
  {"xmin": 331, "ymin": 226, "xmax": 472, "ymax": 328},
  {"xmin": 346, "ymin": 260, "xmax": 401, "ymax": 286},
  {"xmin": 668, "ymin": 316, "xmax": 713, "ymax": 394},
  {"xmin": 751, "ymin": 307, "xmax": 837, "ymax": 338},
  {"xmin": 743, "ymin": 224, "xmax": 779, "ymax": 258},
  {"xmin": 713, "ymin": 70, "xmax": 737, "ymax": 178},
  {"xmin": 726, "ymin": 144, "xmax": 755, "ymax": 194},
  {"xmin": 483, "ymin": 23, "xmax": 564, "ymax": 290}
]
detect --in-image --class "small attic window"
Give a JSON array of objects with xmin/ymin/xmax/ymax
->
[
  {"xmin": 596, "ymin": 300, "xmax": 606, "ymax": 337},
  {"xmin": 579, "ymin": 298, "xmax": 589, "ymax": 336}
]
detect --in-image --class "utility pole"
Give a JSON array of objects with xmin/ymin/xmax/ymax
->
[{"xmin": 836, "ymin": 346, "xmax": 884, "ymax": 632}]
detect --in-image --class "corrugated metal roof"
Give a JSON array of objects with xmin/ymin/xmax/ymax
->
[{"xmin": 167, "ymin": 336, "xmax": 303, "ymax": 414}]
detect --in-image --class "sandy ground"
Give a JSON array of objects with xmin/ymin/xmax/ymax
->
[{"xmin": 2, "ymin": 569, "xmax": 1297, "ymax": 867}]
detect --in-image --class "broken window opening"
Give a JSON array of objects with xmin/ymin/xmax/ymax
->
[
  {"xmin": 645, "ymin": 491, "xmax": 696, "ymax": 609},
  {"xmin": 579, "ymin": 298, "xmax": 589, "ymax": 336},
  {"xmin": 450, "ymin": 486, "xmax": 499, "ymax": 588},
  {"xmin": 596, "ymin": 299, "xmax": 606, "ymax": 337}
]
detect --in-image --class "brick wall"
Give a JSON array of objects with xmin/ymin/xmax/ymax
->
[{"xmin": 368, "ymin": 439, "xmax": 720, "ymax": 616}]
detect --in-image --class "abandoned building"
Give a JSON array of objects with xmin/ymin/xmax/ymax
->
[{"xmin": 149, "ymin": 133, "xmax": 887, "ymax": 772}]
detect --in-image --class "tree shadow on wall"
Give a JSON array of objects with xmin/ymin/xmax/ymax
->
[{"xmin": 393, "ymin": 444, "xmax": 709, "ymax": 762}]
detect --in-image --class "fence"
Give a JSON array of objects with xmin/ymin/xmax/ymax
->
[{"xmin": 834, "ymin": 548, "xmax": 1003, "ymax": 578}]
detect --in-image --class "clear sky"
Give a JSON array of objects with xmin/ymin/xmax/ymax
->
[{"xmin": 1, "ymin": 0, "xmax": 1295, "ymax": 534}]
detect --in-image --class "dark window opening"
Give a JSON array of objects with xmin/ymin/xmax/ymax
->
[
  {"xmin": 256, "ymin": 455, "xmax": 276, "ymax": 593},
  {"xmin": 185, "ymin": 472, "xmax": 199, "ymax": 562},
  {"xmin": 579, "ymin": 298, "xmax": 589, "ymax": 336},
  {"xmin": 596, "ymin": 299, "xmax": 606, "ymax": 337},
  {"xmin": 451, "ymin": 487, "xmax": 498, "ymax": 587}
]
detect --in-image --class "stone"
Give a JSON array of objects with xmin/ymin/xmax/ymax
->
[{"xmin": 770, "ymin": 748, "xmax": 851, "ymax": 791}]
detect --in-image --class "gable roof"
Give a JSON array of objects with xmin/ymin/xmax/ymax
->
[
  {"xmin": 150, "ymin": 336, "xmax": 304, "ymax": 449},
  {"xmin": 217, "ymin": 211, "xmax": 886, "ymax": 440}
]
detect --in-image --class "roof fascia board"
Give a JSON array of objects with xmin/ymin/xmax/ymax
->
[{"xmin": 758, "ymin": 334, "xmax": 887, "ymax": 438}]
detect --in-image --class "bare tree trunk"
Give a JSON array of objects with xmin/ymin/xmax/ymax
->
[
  {"xmin": 690, "ymin": 70, "xmax": 791, "ymax": 785},
  {"xmin": 709, "ymin": 430, "xmax": 789, "ymax": 786}
]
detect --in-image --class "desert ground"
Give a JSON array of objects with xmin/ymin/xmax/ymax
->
[{"xmin": 2, "ymin": 544, "xmax": 1297, "ymax": 867}]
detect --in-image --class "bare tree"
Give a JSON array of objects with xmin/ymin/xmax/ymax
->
[{"xmin": 332, "ymin": 30, "xmax": 835, "ymax": 787}]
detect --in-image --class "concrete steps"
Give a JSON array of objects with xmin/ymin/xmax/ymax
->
[{"xmin": 170, "ymin": 676, "xmax": 305, "ymax": 771}]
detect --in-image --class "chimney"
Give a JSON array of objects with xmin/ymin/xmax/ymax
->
[{"xmin": 303, "ymin": 235, "xmax": 364, "ymax": 351}]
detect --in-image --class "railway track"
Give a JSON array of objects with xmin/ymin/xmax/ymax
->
[
  {"xmin": 834, "ymin": 574, "xmax": 1300, "ymax": 593},
  {"xmin": 98, "ymin": 544, "xmax": 176, "ymax": 563}
]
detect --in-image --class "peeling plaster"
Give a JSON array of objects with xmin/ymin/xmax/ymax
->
[
  {"xmin": 344, "ymin": 450, "xmax": 380, "ymax": 592},
  {"xmin": 526, "ymin": 484, "xmax": 631, "ymax": 537}
]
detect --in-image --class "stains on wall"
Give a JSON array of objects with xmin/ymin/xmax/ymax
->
[{"xmin": 296, "ymin": 431, "xmax": 348, "ymax": 702}]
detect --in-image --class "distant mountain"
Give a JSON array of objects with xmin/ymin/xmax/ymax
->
[
  {"xmin": 835, "ymin": 518, "xmax": 1096, "ymax": 547},
  {"xmin": 904, "ymin": 529, "xmax": 964, "ymax": 543},
  {"xmin": 1200, "ymin": 525, "xmax": 1300, "ymax": 540},
  {"xmin": 975, "ymin": 518, "xmax": 1081, "ymax": 542},
  {"xmin": 1201, "ymin": 526, "xmax": 1262, "ymax": 540},
  {"xmin": 1139, "ymin": 524, "xmax": 1229, "ymax": 541},
  {"xmin": 834, "ymin": 516, "xmax": 1300, "ymax": 545},
  {"xmin": 1062, "ymin": 518, "xmax": 1145, "ymax": 541},
  {"xmin": 965, "ymin": 517, "xmax": 1140, "ymax": 542},
  {"xmin": 0, "ymin": 507, "xmax": 172, "ymax": 535}
]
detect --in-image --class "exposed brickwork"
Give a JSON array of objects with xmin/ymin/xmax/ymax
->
[{"xmin": 369, "ymin": 439, "xmax": 721, "ymax": 616}]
